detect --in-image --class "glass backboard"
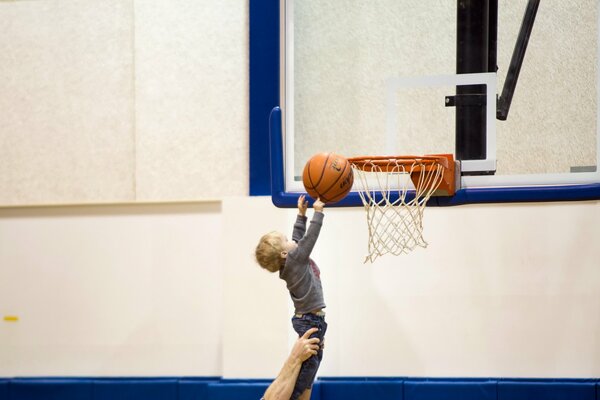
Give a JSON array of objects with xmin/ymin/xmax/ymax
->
[{"xmin": 268, "ymin": 0, "xmax": 600, "ymax": 206}]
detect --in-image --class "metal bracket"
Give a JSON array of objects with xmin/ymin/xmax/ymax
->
[{"xmin": 445, "ymin": 94, "xmax": 487, "ymax": 107}]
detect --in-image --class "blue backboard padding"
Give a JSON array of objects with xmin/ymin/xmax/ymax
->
[
  {"xmin": 404, "ymin": 381, "xmax": 496, "ymax": 400},
  {"xmin": 206, "ymin": 382, "xmax": 269, "ymax": 400},
  {"xmin": 268, "ymin": 107, "xmax": 600, "ymax": 207},
  {"xmin": 497, "ymin": 381, "xmax": 596, "ymax": 400},
  {"xmin": 92, "ymin": 379, "xmax": 178, "ymax": 400},
  {"xmin": 249, "ymin": 0, "xmax": 280, "ymax": 196},
  {"xmin": 436, "ymin": 184, "xmax": 600, "ymax": 206},
  {"xmin": 320, "ymin": 381, "xmax": 403, "ymax": 400},
  {"xmin": 8, "ymin": 379, "xmax": 93, "ymax": 400}
]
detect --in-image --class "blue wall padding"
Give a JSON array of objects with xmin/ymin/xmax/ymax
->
[
  {"xmin": 92, "ymin": 379, "xmax": 178, "ymax": 400},
  {"xmin": 206, "ymin": 382, "xmax": 269, "ymax": 400},
  {"xmin": 497, "ymin": 381, "xmax": 596, "ymax": 400},
  {"xmin": 0, "ymin": 380, "xmax": 7, "ymax": 400},
  {"xmin": 404, "ymin": 381, "xmax": 496, "ymax": 400},
  {"xmin": 320, "ymin": 381, "xmax": 403, "ymax": 400},
  {"xmin": 1, "ymin": 377, "xmax": 600, "ymax": 399},
  {"xmin": 310, "ymin": 381, "xmax": 322, "ymax": 400},
  {"xmin": 178, "ymin": 379, "xmax": 221, "ymax": 400},
  {"xmin": 203, "ymin": 380, "xmax": 320, "ymax": 400},
  {"xmin": 8, "ymin": 379, "xmax": 93, "ymax": 400}
]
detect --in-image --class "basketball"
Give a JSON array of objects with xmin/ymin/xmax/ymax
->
[{"xmin": 302, "ymin": 152, "xmax": 354, "ymax": 203}]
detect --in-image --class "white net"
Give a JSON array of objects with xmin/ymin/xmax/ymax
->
[{"xmin": 350, "ymin": 158, "xmax": 446, "ymax": 263}]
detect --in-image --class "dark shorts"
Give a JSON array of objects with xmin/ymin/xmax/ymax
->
[{"xmin": 290, "ymin": 313, "xmax": 327, "ymax": 400}]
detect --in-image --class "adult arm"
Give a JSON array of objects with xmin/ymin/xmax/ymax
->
[{"xmin": 262, "ymin": 327, "xmax": 320, "ymax": 400}]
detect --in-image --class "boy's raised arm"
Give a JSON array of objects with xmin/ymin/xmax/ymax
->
[
  {"xmin": 293, "ymin": 199, "xmax": 324, "ymax": 260},
  {"xmin": 292, "ymin": 195, "xmax": 309, "ymax": 242}
]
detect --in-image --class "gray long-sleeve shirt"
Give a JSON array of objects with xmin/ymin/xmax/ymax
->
[{"xmin": 279, "ymin": 212, "xmax": 325, "ymax": 314}]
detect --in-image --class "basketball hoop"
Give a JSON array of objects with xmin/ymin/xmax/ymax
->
[{"xmin": 348, "ymin": 154, "xmax": 456, "ymax": 263}]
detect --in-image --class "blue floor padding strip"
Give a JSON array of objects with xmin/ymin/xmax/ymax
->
[
  {"xmin": 92, "ymin": 379, "xmax": 178, "ymax": 400},
  {"xmin": 404, "ymin": 380, "xmax": 496, "ymax": 400},
  {"xmin": 497, "ymin": 381, "xmax": 597, "ymax": 400},
  {"xmin": 8, "ymin": 379, "xmax": 93, "ymax": 400},
  {"xmin": 320, "ymin": 380, "xmax": 403, "ymax": 400}
]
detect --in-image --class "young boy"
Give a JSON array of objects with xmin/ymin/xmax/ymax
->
[{"xmin": 255, "ymin": 195, "xmax": 327, "ymax": 400}]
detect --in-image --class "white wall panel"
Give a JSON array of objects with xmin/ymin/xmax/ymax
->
[
  {"xmin": 1, "ymin": 197, "xmax": 599, "ymax": 377},
  {"xmin": 222, "ymin": 197, "xmax": 600, "ymax": 378},
  {"xmin": 0, "ymin": 203, "xmax": 222, "ymax": 376},
  {"xmin": 221, "ymin": 196, "xmax": 291, "ymax": 378},
  {"xmin": 134, "ymin": 0, "xmax": 249, "ymax": 201},
  {"xmin": 0, "ymin": 0, "xmax": 135, "ymax": 205}
]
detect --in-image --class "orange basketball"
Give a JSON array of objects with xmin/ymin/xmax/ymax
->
[{"xmin": 302, "ymin": 152, "xmax": 354, "ymax": 203}]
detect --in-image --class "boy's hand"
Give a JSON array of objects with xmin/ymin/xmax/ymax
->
[
  {"xmin": 297, "ymin": 194, "xmax": 308, "ymax": 216},
  {"xmin": 313, "ymin": 198, "xmax": 324, "ymax": 213}
]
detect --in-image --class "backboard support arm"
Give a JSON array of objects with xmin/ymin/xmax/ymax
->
[{"xmin": 496, "ymin": 0, "xmax": 540, "ymax": 120}]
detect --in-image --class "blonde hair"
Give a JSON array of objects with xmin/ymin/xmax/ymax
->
[{"xmin": 255, "ymin": 231, "xmax": 285, "ymax": 272}]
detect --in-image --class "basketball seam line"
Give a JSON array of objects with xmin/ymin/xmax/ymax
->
[
  {"xmin": 319, "ymin": 160, "xmax": 350, "ymax": 202},
  {"xmin": 313, "ymin": 153, "xmax": 330, "ymax": 189},
  {"xmin": 306, "ymin": 159, "xmax": 315, "ymax": 190}
]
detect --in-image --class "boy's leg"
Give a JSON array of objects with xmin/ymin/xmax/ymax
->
[{"xmin": 290, "ymin": 315, "xmax": 327, "ymax": 400}]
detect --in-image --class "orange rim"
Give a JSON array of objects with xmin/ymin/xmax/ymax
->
[
  {"xmin": 347, "ymin": 153, "xmax": 456, "ymax": 196},
  {"xmin": 348, "ymin": 154, "xmax": 450, "ymax": 171}
]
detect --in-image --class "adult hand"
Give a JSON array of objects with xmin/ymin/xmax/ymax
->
[
  {"xmin": 261, "ymin": 328, "xmax": 322, "ymax": 400},
  {"xmin": 291, "ymin": 327, "xmax": 320, "ymax": 363}
]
